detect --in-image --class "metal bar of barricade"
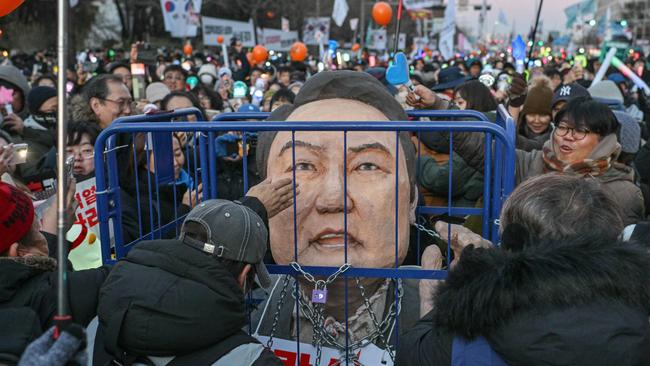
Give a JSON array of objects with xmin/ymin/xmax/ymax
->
[
  {"xmin": 343, "ymin": 130, "xmax": 350, "ymax": 363},
  {"xmin": 482, "ymin": 133, "xmax": 492, "ymax": 239},
  {"xmin": 407, "ymin": 109, "xmax": 492, "ymax": 121},
  {"xmin": 95, "ymin": 120, "xmax": 516, "ymax": 269},
  {"xmin": 212, "ymin": 112, "xmax": 270, "ymax": 121}
]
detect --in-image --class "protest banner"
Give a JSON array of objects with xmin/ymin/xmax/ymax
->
[
  {"xmin": 303, "ymin": 17, "xmax": 331, "ymax": 45},
  {"xmin": 202, "ymin": 16, "xmax": 256, "ymax": 47},
  {"xmin": 255, "ymin": 336, "xmax": 394, "ymax": 366}
]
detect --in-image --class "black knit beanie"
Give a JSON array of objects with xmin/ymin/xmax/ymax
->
[{"xmin": 27, "ymin": 86, "xmax": 57, "ymax": 115}]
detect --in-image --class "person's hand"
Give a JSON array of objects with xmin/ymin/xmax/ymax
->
[
  {"xmin": 406, "ymin": 85, "xmax": 437, "ymax": 109},
  {"xmin": 0, "ymin": 144, "xmax": 15, "ymax": 176},
  {"xmin": 3, "ymin": 113, "xmax": 24, "ymax": 135},
  {"xmin": 182, "ymin": 183, "xmax": 203, "ymax": 208},
  {"xmin": 41, "ymin": 176, "xmax": 78, "ymax": 235},
  {"xmin": 247, "ymin": 177, "xmax": 299, "ymax": 218},
  {"xmin": 18, "ymin": 325, "xmax": 87, "ymax": 366},
  {"xmin": 419, "ymin": 244, "xmax": 443, "ymax": 317},
  {"xmin": 435, "ymin": 221, "xmax": 492, "ymax": 266}
]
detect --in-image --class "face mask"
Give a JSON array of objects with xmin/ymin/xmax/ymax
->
[{"xmin": 32, "ymin": 113, "xmax": 57, "ymax": 128}]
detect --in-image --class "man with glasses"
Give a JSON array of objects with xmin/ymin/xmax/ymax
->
[
  {"xmin": 162, "ymin": 64, "xmax": 188, "ymax": 92},
  {"xmin": 72, "ymin": 74, "xmax": 132, "ymax": 130}
]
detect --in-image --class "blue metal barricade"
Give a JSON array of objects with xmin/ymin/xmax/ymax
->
[
  {"xmin": 94, "ymin": 108, "xmax": 206, "ymax": 262},
  {"xmin": 94, "ymin": 115, "xmax": 515, "ymax": 365}
]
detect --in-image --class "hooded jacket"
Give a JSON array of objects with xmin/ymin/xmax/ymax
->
[
  {"xmin": 0, "ymin": 65, "xmax": 30, "ymax": 118},
  {"xmin": 397, "ymin": 237, "xmax": 650, "ymax": 366}
]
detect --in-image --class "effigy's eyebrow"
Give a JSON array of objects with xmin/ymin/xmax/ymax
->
[
  {"xmin": 348, "ymin": 142, "xmax": 391, "ymax": 156},
  {"xmin": 278, "ymin": 140, "xmax": 324, "ymax": 156}
]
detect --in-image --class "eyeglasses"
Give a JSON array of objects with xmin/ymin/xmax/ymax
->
[
  {"xmin": 101, "ymin": 98, "xmax": 133, "ymax": 111},
  {"xmin": 66, "ymin": 148, "xmax": 94, "ymax": 160},
  {"xmin": 554, "ymin": 123, "xmax": 592, "ymax": 140}
]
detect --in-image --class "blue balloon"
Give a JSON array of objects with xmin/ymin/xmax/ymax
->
[{"xmin": 386, "ymin": 52, "xmax": 410, "ymax": 86}]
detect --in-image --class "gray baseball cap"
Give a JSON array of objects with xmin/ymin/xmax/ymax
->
[{"xmin": 179, "ymin": 199, "xmax": 271, "ymax": 288}]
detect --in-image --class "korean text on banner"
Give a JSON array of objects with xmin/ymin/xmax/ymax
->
[
  {"xmin": 261, "ymin": 29, "xmax": 299, "ymax": 51},
  {"xmin": 255, "ymin": 336, "xmax": 394, "ymax": 366},
  {"xmin": 67, "ymin": 177, "xmax": 102, "ymax": 270},
  {"xmin": 202, "ymin": 16, "xmax": 256, "ymax": 47}
]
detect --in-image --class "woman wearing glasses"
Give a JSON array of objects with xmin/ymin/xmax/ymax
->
[
  {"xmin": 437, "ymin": 96, "xmax": 644, "ymax": 225},
  {"xmin": 531, "ymin": 97, "xmax": 641, "ymax": 223}
]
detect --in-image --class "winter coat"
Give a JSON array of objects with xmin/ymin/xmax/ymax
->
[
  {"xmin": 415, "ymin": 112, "xmax": 490, "ymax": 209},
  {"xmin": 445, "ymin": 130, "xmax": 645, "ymax": 225},
  {"xmin": 216, "ymin": 157, "xmax": 261, "ymax": 201},
  {"xmin": 516, "ymin": 121, "xmax": 551, "ymax": 152},
  {"xmin": 11, "ymin": 117, "xmax": 56, "ymax": 182},
  {"xmin": 121, "ymin": 168, "xmax": 192, "ymax": 240},
  {"xmin": 397, "ymin": 237, "xmax": 650, "ymax": 366},
  {"xmin": 418, "ymin": 153, "xmax": 484, "ymax": 208},
  {"xmin": 94, "ymin": 197, "xmax": 279, "ymax": 365},
  {"xmin": 0, "ymin": 256, "xmax": 109, "ymax": 360},
  {"xmin": 0, "ymin": 65, "xmax": 30, "ymax": 119}
]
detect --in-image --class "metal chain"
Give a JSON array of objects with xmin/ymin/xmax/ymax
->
[
  {"xmin": 294, "ymin": 277, "xmax": 404, "ymax": 363},
  {"xmin": 290, "ymin": 262, "xmax": 351, "ymax": 366},
  {"xmin": 414, "ymin": 222, "xmax": 441, "ymax": 240},
  {"xmin": 266, "ymin": 275, "xmax": 291, "ymax": 349},
  {"xmin": 355, "ymin": 278, "xmax": 395, "ymax": 362}
]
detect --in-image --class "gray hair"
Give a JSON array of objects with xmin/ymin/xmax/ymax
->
[{"xmin": 500, "ymin": 173, "xmax": 624, "ymax": 243}]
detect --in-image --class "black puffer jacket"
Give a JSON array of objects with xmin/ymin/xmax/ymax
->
[
  {"xmin": 97, "ymin": 240, "xmax": 248, "ymax": 355},
  {"xmin": 95, "ymin": 238, "xmax": 280, "ymax": 365},
  {"xmin": 0, "ymin": 256, "xmax": 109, "ymax": 360},
  {"xmin": 397, "ymin": 237, "xmax": 650, "ymax": 366}
]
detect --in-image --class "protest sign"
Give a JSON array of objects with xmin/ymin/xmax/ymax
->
[
  {"xmin": 255, "ymin": 336, "xmax": 394, "ymax": 366},
  {"xmin": 203, "ymin": 16, "xmax": 255, "ymax": 47},
  {"xmin": 303, "ymin": 17, "xmax": 331, "ymax": 45}
]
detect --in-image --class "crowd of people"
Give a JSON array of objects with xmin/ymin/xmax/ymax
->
[{"xmin": 1, "ymin": 36, "xmax": 650, "ymax": 366}]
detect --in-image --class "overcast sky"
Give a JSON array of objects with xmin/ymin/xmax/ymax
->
[{"xmin": 456, "ymin": 0, "xmax": 576, "ymax": 37}]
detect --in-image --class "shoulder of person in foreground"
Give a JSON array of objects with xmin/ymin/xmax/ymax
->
[{"xmin": 433, "ymin": 235, "xmax": 650, "ymax": 340}]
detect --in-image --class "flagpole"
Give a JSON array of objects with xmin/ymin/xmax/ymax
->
[
  {"xmin": 526, "ymin": 0, "xmax": 544, "ymax": 69},
  {"xmin": 54, "ymin": 0, "xmax": 71, "ymax": 337}
]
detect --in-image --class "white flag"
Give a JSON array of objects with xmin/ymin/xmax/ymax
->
[
  {"xmin": 332, "ymin": 0, "xmax": 349, "ymax": 28},
  {"xmin": 498, "ymin": 9, "xmax": 508, "ymax": 26},
  {"xmin": 162, "ymin": 0, "xmax": 203, "ymax": 38},
  {"xmin": 349, "ymin": 18, "xmax": 359, "ymax": 31},
  {"xmin": 439, "ymin": 0, "xmax": 456, "ymax": 60},
  {"xmin": 282, "ymin": 17, "xmax": 290, "ymax": 32}
]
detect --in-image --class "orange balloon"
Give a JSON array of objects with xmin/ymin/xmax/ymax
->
[
  {"xmin": 0, "ymin": 0, "xmax": 24, "ymax": 17},
  {"xmin": 352, "ymin": 43, "xmax": 361, "ymax": 52},
  {"xmin": 217, "ymin": 35, "xmax": 224, "ymax": 44},
  {"xmin": 252, "ymin": 45, "xmax": 268, "ymax": 63},
  {"xmin": 246, "ymin": 52, "xmax": 256, "ymax": 66},
  {"xmin": 183, "ymin": 43, "xmax": 193, "ymax": 56},
  {"xmin": 372, "ymin": 1, "xmax": 392, "ymax": 26},
  {"xmin": 290, "ymin": 42, "xmax": 308, "ymax": 62}
]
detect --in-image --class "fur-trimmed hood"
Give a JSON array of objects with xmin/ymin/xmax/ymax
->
[
  {"xmin": 434, "ymin": 238, "xmax": 650, "ymax": 337},
  {"xmin": 434, "ymin": 238, "xmax": 650, "ymax": 365}
]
